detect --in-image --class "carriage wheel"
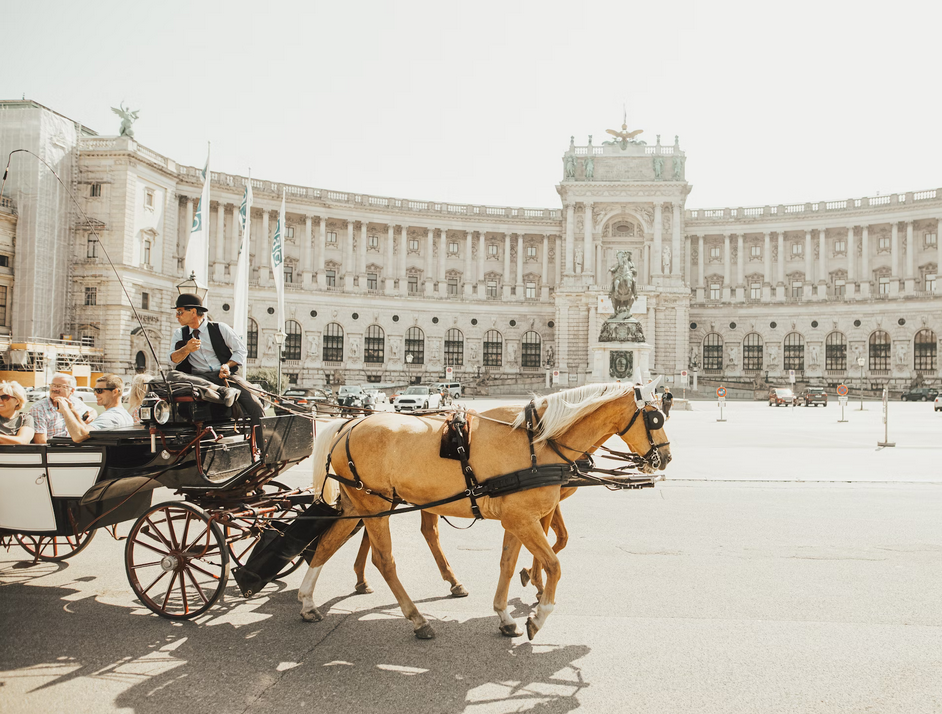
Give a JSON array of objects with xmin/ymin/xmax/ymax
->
[
  {"xmin": 125, "ymin": 502, "xmax": 229, "ymax": 620},
  {"xmin": 226, "ymin": 480, "xmax": 307, "ymax": 579},
  {"xmin": 15, "ymin": 530, "xmax": 96, "ymax": 562}
]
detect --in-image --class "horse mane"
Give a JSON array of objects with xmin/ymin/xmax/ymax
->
[{"xmin": 511, "ymin": 382, "xmax": 636, "ymax": 443}]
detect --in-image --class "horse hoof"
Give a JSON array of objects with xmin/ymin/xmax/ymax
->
[
  {"xmin": 519, "ymin": 568, "xmax": 531, "ymax": 587},
  {"xmin": 300, "ymin": 608, "xmax": 323, "ymax": 623},
  {"xmin": 500, "ymin": 623, "xmax": 523, "ymax": 638},
  {"xmin": 414, "ymin": 623, "xmax": 435, "ymax": 640},
  {"xmin": 354, "ymin": 583, "xmax": 373, "ymax": 595},
  {"xmin": 450, "ymin": 583, "xmax": 469, "ymax": 598},
  {"xmin": 525, "ymin": 617, "xmax": 539, "ymax": 640}
]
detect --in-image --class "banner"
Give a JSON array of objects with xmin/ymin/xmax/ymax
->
[
  {"xmin": 184, "ymin": 144, "xmax": 211, "ymax": 284},
  {"xmin": 232, "ymin": 172, "xmax": 252, "ymax": 339}
]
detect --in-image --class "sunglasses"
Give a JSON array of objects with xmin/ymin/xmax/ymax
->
[
  {"xmin": 0, "ymin": 394, "xmax": 14, "ymax": 402},
  {"xmin": 94, "ymin": 387, "xmax": 117, "ymax": 394},
  {"xmin": 175, "ymin": 309, "xmax": 194, "ymax": 316}
]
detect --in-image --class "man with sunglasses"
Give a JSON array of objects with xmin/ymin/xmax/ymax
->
[
  {"xmin": 30, "ymin": 372, "xmax": 95, "ymax": 443},
  {"xmin": 169, "ymin": 293, "xmax": 263, "ymax": 422},
  {"xmin": 54, "ymin": 374, "xmax": 133, "ymax": 442}
]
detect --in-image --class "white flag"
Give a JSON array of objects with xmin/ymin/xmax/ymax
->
[
  {"xmin": 272, "ymin": 188, "xmax": 287, "ymax": 342},
  {"xmin": 184, "ymin": 144, "xmax": 211, "ymax": 285},
  {"xmin": 232, "ymin": 173, "xmax": 252, "ymax": 340}
]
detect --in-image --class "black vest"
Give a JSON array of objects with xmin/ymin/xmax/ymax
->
[{"xmin": 175, "ymin": 322, "xmax": 233, "ymax": 374}]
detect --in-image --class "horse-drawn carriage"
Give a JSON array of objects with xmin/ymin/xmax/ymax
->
[{"xmin": 0, "ymin": 376, "xmax": 315, "ymax": 619}]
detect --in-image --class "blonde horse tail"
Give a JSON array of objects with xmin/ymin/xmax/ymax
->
[{"xmin": 312, "ymin": 419, "xmax": 346, "ymax": 505}]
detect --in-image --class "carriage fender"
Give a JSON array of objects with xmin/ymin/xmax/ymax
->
[{"xmin": 80, "ymin": 476, "xmax": 161, "ymax": 505}]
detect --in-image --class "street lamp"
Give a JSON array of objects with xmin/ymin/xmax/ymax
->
[{"xmin": 175, "ymin": 271, "xmax": 209, "ymax": 302}]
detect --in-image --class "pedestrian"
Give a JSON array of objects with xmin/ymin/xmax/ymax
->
[{"xmin": 661, "ymin": 386, "xmax": 674, "ymax": 419}]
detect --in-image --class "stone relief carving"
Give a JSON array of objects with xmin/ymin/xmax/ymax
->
[
  {"xmin": 809, "ymin": 344, "xmax": 820, "ymax": 366},
  {"xmin": 564, "ymin": 154, "xmax": 576, "ymax": 178},
  {"xmin": 390, "ymin": 336, "xmax": 400, "ymax": 359},
  {"xmin": 507, "ymin": 342, "xmax": 517, "ymax": 365},
  {"xmin": 895, "ymin": 342, "xmax": 907, "ymax": 365},
  {"xmin": 653, "ymin": 156, "xmax": 664, "ymax": 180},
  {"xmin": 349, "ymin": 338, "xmax": 360, "ymax": 360},
  {"xmin": 584, "ymin": 156, "xmax": 594, "ymax": 180},
  {"xmin": 727, "ymin": 344, "xmax": 738, "ymax": 366},
  {"xmin": 767, "ymin": 344, "xmax": 778, "ymax": 365},
  {"xmin": 306, "ymin": 333, "xmax": 318, "ymax": 361},
  {"xmin": 661, "ymin": 246, "xmax": 672, "ymax": 273}
]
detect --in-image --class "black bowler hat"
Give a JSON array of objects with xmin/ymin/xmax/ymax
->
[{"xmin": 175, "ymin": 293, "xmax": 208, "ymax": 313}]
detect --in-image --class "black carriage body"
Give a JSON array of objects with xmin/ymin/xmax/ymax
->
[{"xmin": 0, "ymin": 415, "xmax": 313, "ymax": 539}]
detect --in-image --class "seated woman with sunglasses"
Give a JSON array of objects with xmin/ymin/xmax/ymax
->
[
  {"xmin": 0, "ymin": 381, "xmax": 37, "ymax": 445},
  {"xmin": 54, "ymin": 374, "xmax": 133, "ymax": 443}
]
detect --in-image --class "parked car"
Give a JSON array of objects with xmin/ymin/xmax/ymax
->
[
  {"xmin": 393, "ymin": 385, "xmax": 443, "ymax": 412},
  {"xmin": 768, "ymin": 388, "xmax": 797, "ymax": 407},
  {"xmin": 336, "ymin": 385, "xmax": 367, "ymax": 412},
  {"xmin": 275, "ymin": 386, "xmax": 331, "ymax": 416},
  {"xmin": 935, "ymin": 395, "xmax": 942, "ymax": 412},
  {"xmin": 900, "ymin": 387, "xmax": 939, "ymax": 402},
  {"xmin": 432, "ymin": 382, "xmax": 462, "ymax": 398},
  {"xmin": 74, "ymin": 386, "xmax": 99, "ymax": 404},
  {"xmin": 802, "ymin": 386, "xmax": 828, "ymax": 407},
  {"xmin": 28, "ymin": 387, "xmax": 49, "ymax": 402},
  {"xmin": 364, "ymin": 390, "xmax": 392, "ymax": 411}
]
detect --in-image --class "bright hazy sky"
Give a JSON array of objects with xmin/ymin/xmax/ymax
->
[{"xmin": 3, "ymin": 0, "xmax": 940, "ymax": 210}]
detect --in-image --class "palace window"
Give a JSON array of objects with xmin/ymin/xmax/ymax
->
[
  {"xmin": 87, "ymin": 237, "xmax": 98, "ymax": 258},
  {"xmin": 246, "ymin": 319, "xmax": 258, "ymax": 359},
  {"xmin": 80, "ymin": 333, "xmax": 95, "ymax": 348},
  {"xmin": 709, "ymin": 246, "xmax": 720, "ymax": 260},
  {"xmin": 526, "ymin": 282, "xmax": 537, "ymax": 300},
  {"xmin": 141, "ymin": 292, "xmax": 149, "ymax": 311},
  {"xmin": 914, "ymin": 329, "xmax": 937, "ymax": 372},
  {"xmin": 488, "ymin": 244, "xmax": 499, "ymax": 257},
  {"xmin": 142, "ymin": 239, "xmax": 151, "ymax": 267},
  {"xmin": 926, "ymin": 233, "xmax": 938, "ymax": 248},
  {"xmin": 878, "ymin": 236, "xmax": 890, "ymax": 250},
  {"xmin": 834, "ymin": 280, "xmax": 846, "ymax": 297},
  {"xmin": 483, "ymin": 330, "xmax": 502, "ymax": 367},
  {"xmin": 283, "ymin": 265, "xmax": 293, "ymax": 284},
  {"xmin": 323, "ymin": 323, "xmax": 344, "ymax": 362},
  {"xmin": 702, "ymin": 333, "xmax": 723, "ymax": 372},
  {"xmin": 287, "ymin": 373, "xmax": 299, "ymax": 385},
  {"xmin": 879, "ymin": 277, "xmax": 890, "ymax": 294},
  {"xmin": 144, "ymin": 189, "xmax": 154, "ymax": 209},
  {"xmin": 926, "ymin": 275, "xmax": 937, "ymax": 293},
  {"xmin": 284, "ymin": 320, "xmax": 302, "ymax": 360},
  {"xmin": 84, "ymin": 287, "xmax": 97, "ymax": 306},
  {"xmin": 0, "ymin": 256, "xmax": 8, "ymax": 268},
  {"xmin": 834, "ymin": 239, "xmax": 846, "ymax": 253},
  {"xmin": 869, "ymin": 330, "xmax": 890, "ymax": 371},
  {"xmin": 750, "ymin": 283, "xmax": 761, "ymax": 300},
  {"xmin": 447, "ymin": 277, "xmax": 459, "ymax": 295},
  {"xmin": 444, "ymin": 329, "xmax": 464, "ymax": 366},
  {"xmin": 326, "ymin": 231, "xmax": 337, "ymax": 245},
  {"xmin": 90, "ymin": 183, "xmax": 101, "ymax": 197},
  {"xmin": 0, "ymin": 286, "xmax": 6, "ymax": 327},
  {"xmin": 791, "ymin": 243, "xmax": 803, "ymax": 256},
  {"xmin": 826, "ymin": 331, "xmax": 846, "ymax": 371},
  {"xmin": 526, "ymin": 246, "xmax": 537, "ymax": 259},
  {"xmin": 367, "ymin": 273, "xmax": 378, "ymax": 291},
  {"xmin": 325, "ymin": 270, "xmax": 336, "ymax": 287},
  {"xmin": 408, "ymin": 238, "xmax": 419, "ymax": 251},
  {"xmin": 709, "ymin": 283, "xmax": 721, "ymax": 300},
  {"xmin": 784, "ymin": 332, "xmax": 805, "ymax": 371},
  {"xmin": 368, "ymin": 234, "xmax": 378, "ymax": 249},
  {"xmin": 522, "ymin": 331, "xmax": 542, "ymax": 368},
  {"xmin": 286, "ymin": 226, "xmax": 295, "ymax": 239},
  {"xmin": 743, "ymin": 333, "xmax": 763, "ymax": 371},
  {"xmin": 448, "ymin": 241, "xmax": 459, "ymax": 255},
  {"xmin": 750, "ymin": 245, "xmax": 761, "ymax": 258},
  {"xmin": 408, "ymin": 275, "xmax": 419, "ymax": 294},
  {"xmin": 364, "ymin": 325, "xmax": 385, "ymax": 364},
  {"xmin": 405, "ymin": 326, "xmax": 424, "ymax": 364},
  {"xmin": 486, "ymin": 280, "xmax": 498, "ymax": 298},
  {"xmin": 791, "ymin": 282, "xmax": 803, "ymax": 299}
]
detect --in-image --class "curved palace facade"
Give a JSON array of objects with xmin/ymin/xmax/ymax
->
[{"xmin": 1, "ymin": 101, "xmax": 939, "ymax": 391}]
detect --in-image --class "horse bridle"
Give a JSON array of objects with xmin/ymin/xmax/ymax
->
[{"xmin": 616, "ymin": 403, "xmax": 670, "ymax": 469}]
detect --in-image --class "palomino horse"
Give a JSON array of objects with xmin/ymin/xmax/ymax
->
[{"xmin": 299, "ymin": 382, "xmax": 670, "ymax": 640}]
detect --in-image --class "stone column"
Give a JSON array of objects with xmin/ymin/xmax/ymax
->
[
  {"xmin": 502, "ymin": 233, "xmax": 512, "ymax": 299},
  {"xmin": 889, "ymin": 222, "xmax": 900, "ymax": 295},
  {"xmin": 464, "ymin": 230, "xmax": 474, "ymax": 296},
  {"xmin": 258, "ymin": 210, "xmax": 271, "ymax": 285},
  {"xmin": 212, "ymin": 203, "xmax": 225, "ymax": 281},
  {"xmin": 555, "ymin": 235, "xmax": 562, "ymax": 287},
  {"xmin": 936, "ymin": 218, "xmax": 942, "ymax": 294},
  {"xmin": 653, "ymin": 204, "xmax": 663, "ymax": 278},
  {"xmin": 736, "ymin": 233, "xmax": 744, "ymax": 301},
  {"xmin": 860, "ymin": 226, "xmax": 870, "ymax": 297},
  {"xmin": 817, "ymin": 228, "xmax": 827, "ymax": 299},
  {"xmin": 696, "ymin": 235, "xmax": 705, "ymax": 301},
  {"xmin": 385, "ymin": 225, "xmax": 395, "ymax": 294},
  {"xmin": 583, "ymin": 202, "xmax": 594, "ymax": 277},
  {"xmin": 684, "ymin": 235, "xmax": 692, "ymax": 287},
  {"xmin": 424, "ymin": 228, "xmax": 434, "ymax": 295},
  {"xmin": 672, "ymin": 202, "xmax": 682, "ymax": 276},
  {"xmin": 343, "ymin": 221, "xmax": 354, "ymax": 287},
  {"xmin": 302, "ymin": 215, "xmax": 314, "ymax": 288},
  {"xmin": 762, "ymin": 232, "xmax": 772, "ymax": 301},
  {"xmin": 478, "ymin": 230, "xmax": 486, "ymax": 294},
  {"xmin": 776, "ymin": 232, "xmax": 785, "ymax": 301},
  {"xmin": 358, "ymin": 222, "xmax": 368, "ymax": 290},
  {"xmin": 541, "ymin": 234, "xmax": 550, "ymax": 301},
  {"xmin": 228, "ymin": 204, "xmax": 239, "ymax": 265},
  {"xmin": 904, "ymin": 220, "xmax": 915, "ymax": 294},
  {"xmin": 399, "ymin": 226, "xmax": 409, "ymax": 296},
  {"xmin": 515, "ymin": 233, "xmax": 525, "ymax": 300},
  {"xmin": 804, "ymin": 230, "xmax": 813, "ymax": 287},
  {"xmin": 722, "ymin": 233, "xmax": 731, "ymax": 300},
  {"xmin": 181, "ymin": 197, "xmax": 192, "ymax": 262},
  {"xmin": 565, "ymin": 205, "xmax": 575, "ymax": 275},
  {"xmin": 438, "ymin": 229, "xmax": 447, "ymax": 293},
  {"xmin": 847, "ymin": 226, "xmax": 856, "ymax": 286},
  {"xmin": 316, "ymin": 217, "xmax": 327, "ymax": 287}
]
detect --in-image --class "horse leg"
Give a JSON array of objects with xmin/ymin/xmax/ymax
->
[
  {"xmin": 353, "ymin": 528, "xmax": 373, "ymax": 594},
  {"xmin": 420, "ymin": 511, "xmax": 468, "ymax": 597},
  {"xmin": 519, "ymin": 509, "xmax": 554, "ymax": 593},
  {"xmin": 493, "ymin": 529, "xmax": 525, "ymax": 637},
  {"xmin": 297, "ymin": 517, "xmax": 362, "ymax": 622},
  {"xmin": 505, "ymin": 517, "xmax": 561, "ymax": 641},
  {"xmin": 363, "ymin": 516, "xmax": 435, "ymax": 639}
]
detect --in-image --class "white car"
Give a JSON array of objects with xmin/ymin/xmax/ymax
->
[
  {"xmin": 393, "ymin": 386, "xmax": 443, "ymax": 412},
  {"xmin": 74, "ymin": 387, "xmax": 99, "ymax": 404},
  {"xmin": 935, "ymin": 395, "xmax": 942, "ymax": 412},
  {"xmin": 28, "ymin": 387, "xmax": 49, "ymax": 402}
]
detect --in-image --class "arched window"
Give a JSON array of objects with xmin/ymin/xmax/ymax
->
[
  {"xmin": 405, "ymin": 326, "xmax": 424, "ymax": 365},
  {"xmin": 826, "ymin": 331, "xmax": 847, "ymax": 371},
  {"xmin": 914, "ymin": 329, "xmax": 937, "ymax": 372},
  {"xmin": 445, "ymin": 328, "xmax": 464, "ymax": 366},
  {"xmin": 869, "ymin": 330, "xmax": 890, "ymax": 371},
  {"xmin": 246, "ymin": 318, "xmax": 259, "ymax": 359},
  {"xmin": 284, "ymin": 320, "xmax": 302, "ymax": 360},
  {"xmin": 742, "ymin": 333, "xmax": 763, "ymax": 371},
  {"xmin": 483, "ymin": 330, "xmax": 502, "ymax": 367},
  {"xmin": 135, "ymin": 351, "xmax": 147, "ymax": 373},
  {"xmin": 702, "ymin": 333, "xmax": 723, "ymax": 372},
  {"xmin": 364, "ymin": 325, "xmax": 385, "ymax": 363},
  {"xmin": 522, "ymin": 331, "xmax": 542, "ymax": 368},
  {"xmin": 784, "ymin": 332, "xmax": 805, "ymax": 371},
  {"xmin": 323, "ymin": 323, "xmax": 344, "ymax": 362}
]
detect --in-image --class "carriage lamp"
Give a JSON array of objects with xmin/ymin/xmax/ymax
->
[
  {"xmin": 175, "ymin": 271, "xmax": 209, "ymax": 302},
  {"xmin": 140, "ymin": 393, "xmax": 171, "ymax": 425}
]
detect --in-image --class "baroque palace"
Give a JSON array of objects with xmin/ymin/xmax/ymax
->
[{"xmin": 0, "ymin": 100, "xmax": 939, "ymax": 392}]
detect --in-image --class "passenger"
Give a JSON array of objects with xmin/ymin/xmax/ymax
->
[
  {"xmin": 30, "ymin": 372, "xmax": 95, "ymax": 443},
  {"xmin": 55, "ymin": 374, "xmax": 133, "ymax": 442},
  {"xmin": 169, "ymin": 293, "xmax": 264, "ymax": 423},
  {"xmin": 0, "ymin": 380, "xmax": 36, "ymax": 445}
]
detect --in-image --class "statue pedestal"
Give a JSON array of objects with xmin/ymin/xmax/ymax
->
[{"xmin": 590, "ymin": 342, "xmax": 652, "ymax": 384}]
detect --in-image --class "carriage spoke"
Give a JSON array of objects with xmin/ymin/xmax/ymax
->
[
  {"xmin": 178, "ymin": 569, "xmax": 189, "ymax": 614},
  {"xmin": 185, "ymin": 567, "xmax": 211, "ymax": 605},
  {"xmin": 161, "ymin": 570, "xmax": 179, "ymax": 610},
  {"xmin": 184, "ymin": 560, "xmax": 224, "ymax": 580},
  {"xmin": 140, "ymin": 568, "xmax": 169, "ymax": 597},
  {"xmin": 163, "ymin": 508, "xmax": 181, "ymax": 550},
  {"xmin": 129, "ymin": 559, "xmax": 164, "ymax": 570},
  {"xmin": 132, "ymin": 538, "xmax": 173, "ymax": 557},
  {"xmin": 143, "ymin": 516, "xmax": 175, "ymax": 551}
]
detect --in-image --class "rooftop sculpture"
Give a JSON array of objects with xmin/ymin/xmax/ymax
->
[{"xmin": 111, "ymin": 102, "xmax": 139, "ymax": 138}]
